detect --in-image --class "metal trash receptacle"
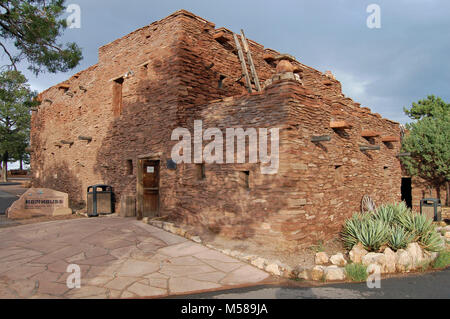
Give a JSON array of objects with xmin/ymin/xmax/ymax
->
[
  {"xmin": 87, "ymin": 185, "xmax": 113, "ymax": 217},
  {"xmin": 420, "ymin": 198, "xmax": 442, "ymax": 222}
]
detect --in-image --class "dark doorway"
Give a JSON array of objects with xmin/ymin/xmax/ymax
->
[{"xmin": 401, "ymin": 177, "xmax": 412, "ymax": 208}]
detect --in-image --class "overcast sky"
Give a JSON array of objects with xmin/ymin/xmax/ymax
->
[{"xmin": 2, "ymin": 0, "xmax": 450, "ymax": 128}]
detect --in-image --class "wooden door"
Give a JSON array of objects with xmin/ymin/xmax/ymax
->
[{"xmin": 139, "ymin": 160, "xmax": 160, "ymax": 218}]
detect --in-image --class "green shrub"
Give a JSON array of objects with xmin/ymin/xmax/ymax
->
[
  {"xmin": 374, "ymin": 204, "xmax": 396, "ymax": 223},
  {"xmin": 419, "ymin": 231, "xmax": 445, "ymax": 252},
  {"xmin": 342, "ymin": 202, "xmax": 442, "ymax": 253},
  {"xmin": 432, "ymin": 251, "xmax": 450, "ymax": 269},
  {"xmin": 342, "ymin": 213, "xmax": 364, "ymax": 249},
  {"xmin": 388, "ymin": 225, "xmax": 414, "ymax": 250},
  {"xmin": 412, "ymin": 214, "xmax": 435, "ymax": 237},
  {"xmin": 342, "ymin": 214, "xmax": 388, "ymax": 251},
  {"xmin": 345, "ymin": 263, "xmax": 368, "ymax": 282}
]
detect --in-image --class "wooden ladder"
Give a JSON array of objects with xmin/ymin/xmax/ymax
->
[{"xmin": 233, "ymin": 29, "xmax": 262, "ymax": 93}]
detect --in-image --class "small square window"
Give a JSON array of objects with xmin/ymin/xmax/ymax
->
[
  {"xmin": 196, "ymin": 164, "xmax": 206, "ymax": 180},
  {"xmin": 126, "ymin": 159, "xmax": 133, "ymax": 175},
  {"xmin": 239, "ymin": 171, "xmax": 250, "ymax": 189}
]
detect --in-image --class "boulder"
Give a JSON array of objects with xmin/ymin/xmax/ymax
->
[
  {"xmin": 383, "ymin": 247, "xmax": 397, "ymax": 273},
  {"xmin": 7, "ymin": 188, "xmax": 69, "ymax": 219},
  {"xmin": 265, "ymin": 263, "xmax": 281, "ymax": 276},
  {"xmin": 281, "ymin": 265, "xmax": 294, "ymax": 278},
  {"xmin": 251, "ymin": 257, "xmax": 266, "ymax": 269},
  {"xmin": 406, "ymin": 242, "xmax": 424, "ymax": 269},
  {"xmin": 311, "ymin": 265, "xmax": 325, "ymax": 281},
  {"xmin": 396, "ymin": 249, "xmax": 412, "ymax": 272},
  {"xmin": 298, "ymin": 269, "xmax": 311, "ymax": 280},
  {"xmin": 324, "ymin": 266, "xmax": 346, "ymax": 281},
  {"xmin": 191, "ymin": 236, "xmax": 202, "ymax": 243},
  {"xmin": 366, "ymin": 263, "xmax": 382, "ymax": 275},
  {"xmin": 362, "ymin": 252, "xmax": 386, "ymax": 271},
  {"xmin": 315, "ymin": 252, "xmax": 329, "ymax": 265},
  {"xmin": 330, "ymin": 253, "xmax": 347, "ymax": 267},
  {"xmin": 349, "ymin": 243, "xmax": 368, "ymax": 264}
]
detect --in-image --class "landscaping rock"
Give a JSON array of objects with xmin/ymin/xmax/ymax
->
[
  {"xmin": 383, "ymin": 247, "xmax": 397, "ymax": 273},
  {"xmin": 265, "ymin": 263, "xmax": 281, "ymax": 276},
  {"xmin": 298, "ymin": 269, "xmax": 311, "ymax": 280},
  {"xmin": 229, "ymin": 250, "xmax": 241, "ymax": 257},
  {"xmin": 406, "ymin": 242, "xmax": 424, "ymax": 269},
  {"xmin": 251, "ymin": 257, "xmax": 266, "ymax": 269},
  {"xmin": 330, "ymin": 253, "xmax": 347, "ymax": 267},
  {"xmin": 311, "ymin": 266, "xmax": 325, "ymax": 281},
  {"xmin": 315, "ymin": 252, "xmax": 329, "ymax": 265},
  {"xmin": 162, "ymin": 222, "xmax": 176, "ymax": 233},
  {"xmin": 362, "ymin": 252, "xmax": 386, "ymax": 272},
  {"xmin": 366, "ymin": 263, "xmax": 382, "ymax": 275},
  {"xmin": 191, "ymin": 236, "xmax": 202, "ymax": 243},
  {"xmin": 324, "ymin": 266, "xmax": 346, "ymax": 281},
  {"xmin": 349, "ymin": 243, "xmax": 368, "ymax": 264},
  {"xmin": 396, "ymin": 249, "xmax": 413, "ymax": 272}
]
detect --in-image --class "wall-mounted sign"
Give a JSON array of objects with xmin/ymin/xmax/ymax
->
[{"xmin": 147, "ymin": 166, "xmax": 155, "ymax": 173}]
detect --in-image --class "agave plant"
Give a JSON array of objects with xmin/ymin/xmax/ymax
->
[
  {"xmin": 341, "ymin": 214, "xmax": 363, "ymax": 250},
  {"xmin": 388, "ymin": 225, "xmax": 414, "ymax": 251},
  {"xmin": 358, "ymin": 219, "xmax": 389, "ymax": 251},
  {"xmin": 412, "ymin": 214, "xmax": 435, "ymax": 237},
  {"xmin": 419, "ymin": 231, "xmax": 444, "ymax": 252},
  {"xmin": 374, "ymin": 204, "xmax": 396, "ymax": 223},
  {"xmin": 341, "ymin": 214, "xmax": 388, "ymax": 251},
  {"xmin": 395, "ymin": 208, "xmax": 416, "ymax": 231}
]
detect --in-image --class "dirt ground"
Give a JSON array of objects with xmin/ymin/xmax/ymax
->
[{"xmin": 164, "ymin": 219, "xmax": 346, "ymax": 270}]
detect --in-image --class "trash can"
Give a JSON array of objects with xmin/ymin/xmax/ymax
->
[
  {"xmin": 420, "ymin": 198, "xmax": 442, "ymax": 222},
  {"xmin": 87, "ymin": 185, "xmax": 113, "ymax": 217}
]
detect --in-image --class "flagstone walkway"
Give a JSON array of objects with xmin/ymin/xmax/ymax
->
[{"xmin": 0, "ymin": 217, "xmax": 271, "ymax": 299}]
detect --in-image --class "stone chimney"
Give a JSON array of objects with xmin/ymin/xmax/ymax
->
[{"xmin": 263, "ymin": 54, "xmax": 303, "ymax": 89}]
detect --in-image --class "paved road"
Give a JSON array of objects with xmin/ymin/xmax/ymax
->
[
  {"xmin": 179, "ymin": 268, "xmax": 450, "ymax": 299},
  {"xmin": 0, "ymin": 217, "xmax": 272, "ymax": 299},
  {"xmin": 0, "ymin": 189, "xmax": 18, "ymax": 215}
]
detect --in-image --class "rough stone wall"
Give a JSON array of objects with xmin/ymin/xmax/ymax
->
[
  {"xmin": 32, "ymin": 10, "xmax": 402, "ymax": 248},
  {"xmin": 172, "ymin": 79, "xmax": 401, "ymax": 248}
]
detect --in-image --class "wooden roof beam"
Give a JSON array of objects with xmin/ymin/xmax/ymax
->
[
  {"xmin": 361, "ymin": 130, "xmax": 380, "ymax": 138},
  {"xmin": 381, "ymin": 136, "xmax": 400, "ymax": 143},
  {"xmin": 360, "ymin": 145, "xmax": 380, "ymax": 151},
  {"xmin": 330, "ymin": 121, "xmax": 352, "ymax": 129}
]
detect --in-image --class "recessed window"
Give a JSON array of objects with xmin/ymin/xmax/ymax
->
[
  {"xmin": 113, "ymin": 77, "xmax": 124, "ymax": 116},
  {"xmin": 196, "ymin": 164, "xmax": 206, "ymax": 180},
  {"xmin": 218, "ymin": 75, "xmax": 226, "ymax": 89},
  {"xmin": 239, "ymin": 171, "xmax": 250, "ymax": 189},
  {"xmin": 126, "ymin": 159, "xmax": 133, "ymax": 175},
  {"xmin": 334, "ymin": 165, "xmax": 344, "ymax": 183}
]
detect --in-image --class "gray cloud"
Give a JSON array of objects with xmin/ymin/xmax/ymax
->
[{"xmin": 1, "ymin": 0, "xmax": 449, "ymax": 125}]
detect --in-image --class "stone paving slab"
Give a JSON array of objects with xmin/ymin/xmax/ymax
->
[{"xmin": 0, "ymin": 217, "xmax": 272, "ymax": 298}]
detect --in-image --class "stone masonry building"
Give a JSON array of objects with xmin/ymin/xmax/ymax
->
[{"xmin": 31, "ymin": 10, "xmax": 410, "ymax": 248}]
